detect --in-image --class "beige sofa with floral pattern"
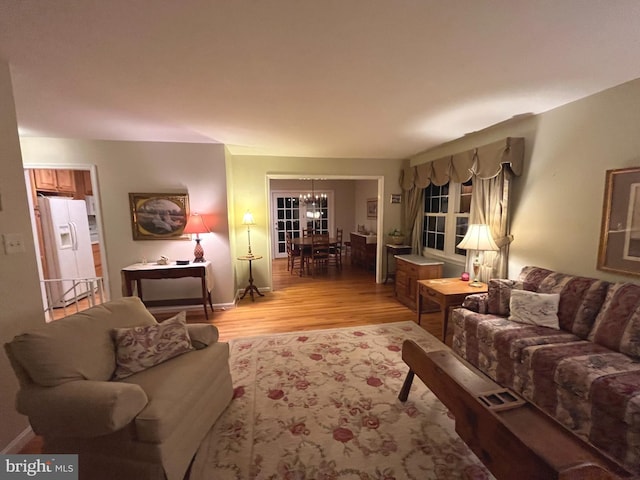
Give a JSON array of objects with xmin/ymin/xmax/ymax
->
[
  {"xmin": 5, "ymin": 296, "xmax": 233, "ymax": 480},
  {"xmin": 452, "ymin": 266, "xmax": 640, "ymax": 474}
]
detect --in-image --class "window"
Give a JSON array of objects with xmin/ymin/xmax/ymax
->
[{"xmin": 422, "ymin": 180, "xmax": 472, "ymax": 260}]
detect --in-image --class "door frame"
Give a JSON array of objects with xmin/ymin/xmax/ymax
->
[
  {"xmin": 23, "ymin": 163, "xmax": 110, "ymax": 318},
  {"xmin": 266, "ymin": 174, "xmax": 385, "ymax": 283}
]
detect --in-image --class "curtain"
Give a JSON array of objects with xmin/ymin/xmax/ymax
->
[
  {"xmin": 400, "ymin": 167, "xmax": 427, "ymax": 253},
  {"xmin": 468, "ymin": 170, "xmax": 513, "ymax": 280},
  {"xmin": 401, "ymin": 137, "xmax": 523, "ymax": 277}
]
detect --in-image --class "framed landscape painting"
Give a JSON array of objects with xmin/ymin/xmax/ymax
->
[
  {"xmin": 367, "ymin": 198, "xmax": 377, "ymax": 219},
  {"xmin": 598, "ymin": 167, "xmax": 640, "ymax": 277},
  {"xmin": 129, "ymin": 192, "xmax": 189, "ymax": 240}
]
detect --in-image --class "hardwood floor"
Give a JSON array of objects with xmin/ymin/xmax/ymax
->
[
  {"xmin": 19, "ymin": 256, "xmax": 447, "ymax": 458},
  {"xmin": 157, "ymin": 257, "xmax": 445, "ymax": 342}
]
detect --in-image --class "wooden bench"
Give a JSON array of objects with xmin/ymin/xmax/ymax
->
[{"xmin": 398, "ymin": 340, "xmax": 635, "ymax": 480}]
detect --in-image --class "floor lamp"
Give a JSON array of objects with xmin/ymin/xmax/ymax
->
[{"xmin": 456, "ymin": 224, "xmax": 499, "ymax": 287}]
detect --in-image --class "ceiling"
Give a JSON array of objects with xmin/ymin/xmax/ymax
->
[{"xmin": 2, "ymin": 1, "xmax": 640, "ymax": 159}]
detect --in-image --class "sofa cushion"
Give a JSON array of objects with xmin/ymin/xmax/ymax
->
[
  {"xmin": 508, "ymin": 290, "xmax": 560, "ymax": 329},
  {"xmin": 487, "ymin": 279, "xmax": 524, "ymax": 315},
  {"xmin": 121, "ymin": 341, "xmax": 230, "ymax": 443},
  {"xmin": 589, "ymin": 283, "xmax": 640, "ymax": 359},
  {"xmin": 519, "ymin": 266, "xmax": 610, "ymax": 338},
  {"xmin": 8, "ymin": 297, "xmax": 157, "ymax": 387},
  {"xmin": 112, "ymin": 311, "xmax": 193, "ymax": 380}
]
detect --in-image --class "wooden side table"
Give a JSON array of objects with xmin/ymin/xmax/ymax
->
[
  {"xmin": 417, "ymin": 278, "xmax": 487, "ymax": 341},
  {"xmin": 383, "ymin": 244, "xmax": 412, "ymax": 284},
  {"xmin": 238, "ymin": 255, "xmax": 264, "ymax": 301}
]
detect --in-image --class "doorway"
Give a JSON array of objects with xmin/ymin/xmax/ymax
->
[
  {"xmin": 267, "ymin": 175, "xmax": 385, "ymax": 284},
  {"xmin": 23, "ymin": 165, "xmax": 109, "ymax": 319}
]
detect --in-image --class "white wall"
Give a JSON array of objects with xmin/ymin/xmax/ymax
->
[
  {"xmin": 0, "ymin": 61, "xmax": 45, "ymax": 451},
  {"xmin": 411, "ymin": 78, "xmax": 640, "ymax": 282},
  {"xmin": 19, "ymin": 138, "xmax": 236, "ymax": 306}
]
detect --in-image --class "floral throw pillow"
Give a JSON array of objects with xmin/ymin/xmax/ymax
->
[
  {"xmin": 487, "ymin": 279, "xmax": 524, "ymax": 316},
  {"xmin": 508, "ymin": 289, "xmax": 560, "ymax": 330},
  {"xmin": 112, "ymin": 311, "xmax": 193, "ymax": 380}
]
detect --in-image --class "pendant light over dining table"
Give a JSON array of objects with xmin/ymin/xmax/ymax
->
[{"xmin": 300, "ymin": 179, "xmax": 326, "ymax": 219}]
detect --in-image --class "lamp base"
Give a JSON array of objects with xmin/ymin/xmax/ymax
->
[
  {"xmin": 468, "ymin": 280, "xmax": 484, "ymax": 288},
  {"xmin": 193, "ymin": 238, "xmax": 205, "ymax": 263}
]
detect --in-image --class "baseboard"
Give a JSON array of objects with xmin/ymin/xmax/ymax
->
[{"xmin": 1, "ymin": 426, "xmax": 34, "ymax": 454}]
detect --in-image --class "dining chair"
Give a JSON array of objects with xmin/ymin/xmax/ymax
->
[
  {"xmin": 285, "ymin": 233, "xmax": 302, "ymax": 275},
  {"xmin": 311, "ymin": 233, "xmax": 330, "ymax": 275},
  {"xmin": 329, "ymin": 228, "xmax": 343, "ymax": 268}
]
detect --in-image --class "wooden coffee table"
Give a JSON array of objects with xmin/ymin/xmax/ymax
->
[
  {"xmin": 416, "ymin": 278, "xmax": 487, "ymax": 341},
  {"xmin": 399, "ymin": 341, "xmax": 633, "ymax": 480}
]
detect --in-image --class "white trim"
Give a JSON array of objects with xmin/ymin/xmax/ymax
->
[{"xmin": 1, "ymin": 426, "xmax": 34, "ymax": 454}]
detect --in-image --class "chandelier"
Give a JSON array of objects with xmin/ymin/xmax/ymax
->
[{"xmin": 300, "ymin": 179, "xmax": 326, "ymax": 219}]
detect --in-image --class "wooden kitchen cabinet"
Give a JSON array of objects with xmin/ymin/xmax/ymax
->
[
  {"xmin": 32, "ymin": 169, "xmax": 76, "ymax": 194},
  {"xmin": 395, "ymin": 255, "xmax": 443, "ymax": 312}
]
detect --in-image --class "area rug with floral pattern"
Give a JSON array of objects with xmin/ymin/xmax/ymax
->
[{"xmin": 190, "ymin": 321, "xmax": 494, "ymax": 480}]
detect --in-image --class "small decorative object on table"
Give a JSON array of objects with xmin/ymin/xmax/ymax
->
[
  {"xmin": 388, "ymin": 228, "xmax": 405, "ymax": 245},
  {"xmin": 461, "ymin": 272, "xmax": 470, "ymax": 281}
]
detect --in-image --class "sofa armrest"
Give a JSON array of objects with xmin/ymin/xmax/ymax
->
[
  {"xmin": 187, "ymin": 324, "xmax": 219, "ymax": 348},
  {"xmin": 462, "ymin": 293, "xmax": 489, "ymax": 314},
  {"xmin": 16, "ymin": 380, "xmax": 148, "ymax": 438}
]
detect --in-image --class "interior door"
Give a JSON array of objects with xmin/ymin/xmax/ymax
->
[{"xmin": 271, "ymin": 193, "xmax": 302, "ymax": 259}]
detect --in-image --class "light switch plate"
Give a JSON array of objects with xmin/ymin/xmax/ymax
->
[{"xmin": 3, "ymin": 233, "xmax": 26, "ymax": 254}]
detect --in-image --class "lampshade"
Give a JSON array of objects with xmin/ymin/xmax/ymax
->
[
  {"xmin": 456, "ymin": 224, "xmax": 499, "ymax": 251},
  {"xmin": 242, "ymin": 211, "xmax": 255, "ymax": 226},
  {"xmin": 183, "ymin": 213, "xmax": 210, "ymax": 235}
]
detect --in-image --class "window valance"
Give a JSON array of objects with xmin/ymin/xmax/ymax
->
[{"xmin": 400, "ymin": 137, "xmax": 524, "ymax": 191}]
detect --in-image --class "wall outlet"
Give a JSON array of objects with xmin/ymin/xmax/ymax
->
[{"xmin": 3, "ymin": 233, "xmax": 26, "ymax": 254}]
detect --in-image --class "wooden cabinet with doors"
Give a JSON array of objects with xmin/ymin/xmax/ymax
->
[
  {"xmin": 32, "ymin": 169, "xmax": 76, "ymax": 194},
  {"xmin": 395, "ymin": 255, "xmax": 443, "ymax": 312},
  {"xmin": 350, "ymin": 232, "xmax": 377, "ymax": 270}
]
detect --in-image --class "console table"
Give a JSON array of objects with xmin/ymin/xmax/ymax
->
[
  {"xmin": 121, "ymin": 261, "xmax": 214, "ymax": 319},
  {"xmin": 399, "ymin": 342, "xmax": 633, "ymax": 480}
]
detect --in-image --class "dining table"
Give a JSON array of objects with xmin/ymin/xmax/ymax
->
[{"xmin": 291, "ymin": 236, "xmax": 337, "ymax": 275}]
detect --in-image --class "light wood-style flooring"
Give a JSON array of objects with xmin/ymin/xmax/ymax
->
[
  {"xmin": 19, "ymin": 256, "xmax": 446, "ymax": 457},
  {"xmin": 156, "ymin": 257, "xmax": 444, "ymax": 342}
]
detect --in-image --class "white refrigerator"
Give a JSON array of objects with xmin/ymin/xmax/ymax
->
[{"xmin": 38, "ymin": 196, "xmax": 97, "ymax": 306}]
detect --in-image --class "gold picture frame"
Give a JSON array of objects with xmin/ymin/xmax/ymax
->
[
  {"xmin": 597, "ymin": 167, "xmax": 640, "ymax": 277},
  {"xmin": 129, "ymin": 192, "xmax": 189, "ymax": 240}
]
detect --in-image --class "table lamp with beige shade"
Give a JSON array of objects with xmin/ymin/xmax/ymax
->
[
  {"xmin": 242, "ymin": 210, "xmax": 256, "ymax": 257},
  {"xmin": 456, "ymin": 224, "xmax": 499, "ymax": 287}
]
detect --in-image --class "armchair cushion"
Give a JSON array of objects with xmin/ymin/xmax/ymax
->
[
  {"xmin": 7, "ymin": 297, "xmax": 157, "ymax": 387},
  {"xmin": 112, "ymin": 311, "xmax": 193, "ymax": 380},
  {"xmin": 16, "ymin": 380, "xmax": 148, "ymax": 438},
  {"xmin": 186, "ymin": 323, "xmax": 220, "ymax": 349}
]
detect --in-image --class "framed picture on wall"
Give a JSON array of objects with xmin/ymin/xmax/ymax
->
[
  {"xmin": 598, "ymin": 167, "xmax": 640, "ymax": 277},
  {"xmin": 367, "ymin": 198, "xmax": 378, "ymax": 219},
  {"xmin": 129, "ymin": 192, "xmax": 190, "ymax": 240}
]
